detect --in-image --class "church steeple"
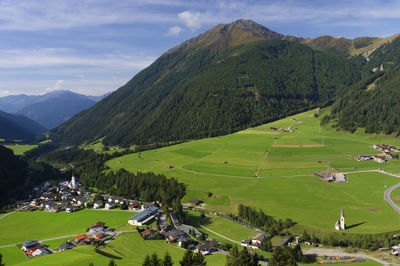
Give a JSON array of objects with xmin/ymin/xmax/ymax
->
[{"xmin": 340, "ymin": 208, "xmax": 345, "ymax": 229}]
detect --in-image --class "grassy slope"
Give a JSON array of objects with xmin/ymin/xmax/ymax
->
[
  {"xmin": 4, "ymin": 144, "xmax": 37, "ymax": 155},
  {"xmin": 3, "ymin": 232, "xmax": 226, "ymax": 266},
  {"xmin": 0, "ymin": 210, "xmax": 135, "ymax": 246},
  {"xmin": 106, "ymin": 109, "xmax": 400, "ymax": 234}
]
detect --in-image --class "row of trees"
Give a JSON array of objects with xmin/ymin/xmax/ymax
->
[
  {"xmin": 142, "ymin": 250, "xmax": 205, "ymax": 266},
  {"xmin": 237, "ymin": 204, "xmax": 296, "ymax": 236}
]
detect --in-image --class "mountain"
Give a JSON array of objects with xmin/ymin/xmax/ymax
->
[
  {"xmin": 50, "ymin": 19, "xmax": 369, "ymax": 147},
  {"xmin": 0, "ymin": 110, "xmax": 47, "ymax": 140},
  {"xmin": 0, "ymin": 90, "xmax": 109, "ymax": 129}
]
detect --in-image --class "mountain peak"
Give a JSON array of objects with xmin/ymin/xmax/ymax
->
[{"xmin": 167, "ymin": 19, "xmax": 299, "ymax": 54}]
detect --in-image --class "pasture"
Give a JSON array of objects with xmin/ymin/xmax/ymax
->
[
  {"xmin": 106, "ymin": 109, "xmax": 400, "ymax": 234},
  {"xmin": 1, "ymin": 232, "xmax": 226, "ymax": 266},
  {"xmin": 4, "ymin": 144, "xmax": 38, "ymax": 155}
]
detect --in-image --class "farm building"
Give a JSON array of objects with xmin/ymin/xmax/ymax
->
[
  {"xmin": 128, "ymin": 206, "xmax": 159, "ymax": 226},
  {"xmin": 189, "ymin": 199, "xmax": 203, "ymax": 206}
]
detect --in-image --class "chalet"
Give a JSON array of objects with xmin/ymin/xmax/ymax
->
[
  {"xmin": 21, "ymin": 240, "xmax": 39, "ymax": 251},
  {"xmin": 208, "ymin": 239, "xmax": 219, "ymax": 246},
  {"xmin": 252, "ymin": 233, "xmax": 266, "ymax": 246},
  {"xmin": 162, "ymin": 229, "xmax": 185, "ymax": 243},
  {"xmin": 94, "ymin": 233, "xmax": 107, "ymax": 241},
  {"xmin": 76, "ymin": 234, "xmax": 88, "ymax": 241},
  {"xmin": 355, "ymin": 154, "xmax": 371, "ymax": 161},
  {"xmin": 105, "ymin": 203, "xmax": 115, "ymax": 210},
  {"xmin": 84, "ymin": 200, "xmax": 94, "ymax": 208},
  {"xmin": 65, "ymin": 207, "xmax": 75, "ymax": 213},
  {"xmin": 141, "ymin": 229, "xmax": 157, "ymax": 240},
  {"xmin": 141, "ymin": 202, "xmax": 155, "ymax": 210},
  {"xmin": 178, "ymin": 236, "xmax": 190, "ymax": 247},
  {"xmin": 195, "ymin": 243, "xmax": 211, "ymax": 255},
  {"xmin": 240, "ymin": 239, "xmax": 250, "ymax": 247},
  {"xmin": 128, "ymin": 206, "xmax": 158, "ymax": 226},
  {"xmin": 25, "ymin": 245, "xmax": 41, "ymax": 255},
  {"xmin": 59, "ymin": 241, "xmax": 75, "ymax": 251},
  {"xmin": 373, "ymin": 155, "xmax": 386, "ymax": 163},
  {"xmin": 129, "ymin": 201, "xmax": 140, "ymax": 210},
  {"xmin": 93, "ymin": 200, "xmax": 103, "ymax": 209},
  {"xmin": 88, "ymin": 221, "xmax": 105, "ymax": 230},
  {"xmin": 189, "ymin": 199, "xmax": 203, "ymax": 206}
]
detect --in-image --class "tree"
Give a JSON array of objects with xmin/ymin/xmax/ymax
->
[
  {"xmin": 162, "ymin": 252, "xmax": 173, "ymax": 266},
  {"xmin": 93, "ymin": 193, "xmax": 103, "ymax": 202},
  {"xmin": 261, "ymin": 238, "xmax": 273, "ymax": 252},
  {"xmin": 269, "ymin": 246, "xmax": 297, "ymax": 266},
  {"xmin": 0, "ymin": 254, "xmax": 4, "ymax": 266},
  {"xmin": 142, "ymin": 255, "xmax": 151, "ymax": 266},
  {"xmin": 150, "ymin": 253, "xmax": 161, "ymax": 266},
  {"xmin": 180, "ymin": 249, "xmax": 194, "ymax": 266},
  {"xmin": 179, "ymin": 249, "xmax": 206, "ymax": 266},
  {"xmin": 226, "ymin": 246, "xmax": 259, "ymax": 266},
  {"xmin": 291, "ymin": 245, "xmax": 303, "ymax": 262},
  {"xmin": 192, "ymin": 252, "xmax": 206, "ymax": 266},
  {"xmin": 108, "ymin": 259, "xmax": 116, "ymax": 266}
]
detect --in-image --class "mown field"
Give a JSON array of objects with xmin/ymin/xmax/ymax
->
[
  {"xmin": 1, "ymin": 232, "xmax": 226, "ymax": 266},
  {"xmin": 106, "ymin": 109, "xmax": 400, "ymax": 234}
]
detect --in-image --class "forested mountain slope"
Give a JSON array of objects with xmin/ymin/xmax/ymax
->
[
  {"xmin": 50, "ymin": 20, "xmax": 368, "ymax": 146},
  {"xmin": 0, "ymin": 110, "xmax": 46, "ymax": 140}
]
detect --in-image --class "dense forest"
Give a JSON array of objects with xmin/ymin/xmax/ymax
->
[
  {"xmin": 329, "ymin": 66, "xmax": 400, "ymax": 134},
  {"xmin": 50, "ymin": 20, "xmax": 370, "ymax": 147}
]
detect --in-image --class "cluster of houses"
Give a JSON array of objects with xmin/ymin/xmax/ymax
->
[
  {"xmin": 25, "ymin": 175, "xmax": 144, "ymax": 213},
  {"xmin": 20, "ymin": 240, "xmax": 52, "ymax": 258},
  {"xmin": 21, "ymin": 222, "xmax": 116, "ymax": 259},
  {"xmin": 240, "ymin": 233, "xmax": 267, "ymax": 250},
  {"xmin": 314, "ymin": 171, "xmax": 347, "ymax": 183},
  {"xmin": 267, "ymin": 127, "xmax": 294, "ymax": 133},
  {"xmin": 354, "ymin": 144, "xmax": 400, "ymax": 164}
]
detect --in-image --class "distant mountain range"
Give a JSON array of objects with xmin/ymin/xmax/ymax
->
[
  {"xmin": 50, "ymin": 19, "xmax": 400, "ymax": 146},
  {"xmin": 0, "ymin": 90, "xmax": 110, "ymax": 130}
]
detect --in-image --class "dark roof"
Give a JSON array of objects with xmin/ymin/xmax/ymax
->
[
  {"xmin": 129, "ymin": 206, "xmax": 158, "ymax": 222},
  {"xmin": 59, "ymin": 241, "xmax": 75, "ymax": 250},
  {"xmin": 89, "ymin": 221, "xmax": 105, "ymax": 229},
  {"xmin": 163, "ymin": 229, "xmax": 185, "ymax": 238},
  {"xmin": 190, "ymin": 199, "xmax": 202, "ymax": 205},
  {"xmin": 22, "ymin": 240, "xmax": 39, "ymax": 248},
  {"xmin": 252, "ymin": 233, "xmax": 266, "ymax": 242}
]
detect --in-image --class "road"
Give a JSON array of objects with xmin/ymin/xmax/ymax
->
[
  {"xmin": 384, "ymin": 183, "xmax": 400, "ymax": 215},
  {"xmin": 303, "ymin": 248, "xmax": 392, "ymax": 266}
]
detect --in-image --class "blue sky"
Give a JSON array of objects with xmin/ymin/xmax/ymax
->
[{"xmin": 1, "ymin": 0, "xmax": 399, "ymax": 96}]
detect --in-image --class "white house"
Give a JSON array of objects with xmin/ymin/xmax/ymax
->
[
  {"xmin": 105, "ymin": 203, "xmax": 115, "ymax": 210},
  {"xmin": 93, "ymin": 201, "xmax": 103, "ymax": 209}
]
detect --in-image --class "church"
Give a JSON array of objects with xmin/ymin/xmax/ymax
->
[
  {"xmin": 68, "ymin": 174, "xmax": 79, "ymax": 189},
  {"xmin": 335, "ymin": 208, "xmax": 345, "ymax": 230}
]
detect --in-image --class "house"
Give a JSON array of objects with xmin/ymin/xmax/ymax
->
[
  {"xmin": 240, "ymin": 239, "xmax": 250, "ymax": 247},
  {"xmin": 88, "ymin": 221, "xmax": 105, "ymax": 230},
  {"xmin": 21, "ymin": 240, "xmax": 39, "ymax": 251},
  {"xmin": 162, "ymin": 229, "xmax": 186, "ymax": 243},
  {"xmin": 128, "ymin": 206, "xmax": 158, "ymax": 226},
  {"xmin": 25, "ymin": 245, "xmax": 41, "ymax": 255},
  {"xmin": 32, "ymin": 248, "xmax": 50, "ymax": 257},
  {"xmin": 129, "ymin": 201, "xmax": 140, "ymax": 210},
  {"xmin": 178, "ymin": 236, "xmax": 190, "ymax": 247},
  {"xmin": 355, "ymin": 154, "xmax": 370, "ymax": 161},
  {"xmin": 59, "ymin": 241, "xmax": 75, "ymax": 251},
  {"xmin": 65, "ymin": 207, "xmax": 75, "ymax": 213},
  {"xmin": 94, "ymin": 233, "xmax": 107, "ymax": 241},
  {"xmin": 333, "ymin": 173, "xmax": 347, "ymax": 183},
  {"xmin": 93, "ymin": 200, "xmax": 103, "ymax": 209},
  {"xmin": 208, "ymin": 239, "xmax": 219, "ymax": 246},
  {"xmin": 141, "ymin": 202, "xmax": 155, "ymax": 210},
  {"xmin": 76, "ymin": 234, "xmax": 88, "ymax": 241},
  {"xmin": 189, "ymin": 199, "xmax": 203, "ymax": 206},
  {"xmin": 84, "ymin": 200, "xmax": 94, "ymax": 208},
  {"xmin": 195, "ymin": 243, "xmax": 211, "ymax": 255},
  {"xmin": 105, "ymin": 203, "xmax": 115, "ymax": 210},
  {"xmin": 141, "ymin": 229, "xmax": 157, "ymax": 240},
  {"xmin": 373, "ymin": 155, "xmax": 386, "ymax": 163},
  {"xmin": 251, "ymin": 233, "xmax": 266, "ymax": 246}
]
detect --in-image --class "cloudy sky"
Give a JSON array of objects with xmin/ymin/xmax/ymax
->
[{"xmin": 1, "ymin": 0, "xmax": 399, "ymax": 96}]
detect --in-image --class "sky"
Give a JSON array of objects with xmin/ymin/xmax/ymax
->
[{"xmin": 0, "ymin": 0, "xmax": 400, "ymax": 97}]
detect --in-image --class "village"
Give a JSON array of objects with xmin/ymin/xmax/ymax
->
[{"xmin": 354, "ymin": 144, "xmax": 400, "ymax": 164}]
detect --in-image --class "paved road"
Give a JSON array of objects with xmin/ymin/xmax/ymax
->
[
  {"xmin": 384, "ymin": 183, "xmax": 400, "ymax": 215},
  {"xmin": 303, "ymin": 247, "xmax": 392, "ymax": 266}
]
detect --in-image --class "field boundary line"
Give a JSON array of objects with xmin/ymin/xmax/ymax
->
[{"xmin": 199, "ymin": 225, "xmax": 240, "ymax": 244}]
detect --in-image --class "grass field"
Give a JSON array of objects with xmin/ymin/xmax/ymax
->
[
  {"xmin": 4, "ymin": 144, "xmax": 38, "ymax": 155},
  {"xmin": 0, "ymin": 210, "xmax": 135, "ymax": 246},
  {"xmin": 2, "ymin": 232, "xmax": 226, "ymax": 266},
  {"xmin": 106, "ymin": 109, "xmax": 400, "ymax": 234}
]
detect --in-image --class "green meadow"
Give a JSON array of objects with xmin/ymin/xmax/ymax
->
[
  {"xmin": 0, "ymin": 210, "xmax": 134, "ymax": 246},
  {"xmin": 106, "ymin": 109, "xmax": 400, "ymax": 234},
  {"xmin": 1, "ymin": 232, "xmax": 226, "ymax": 266},
  {"xmin": 4, "ymin": 144, "xmax": 38, "ymax": 155}
]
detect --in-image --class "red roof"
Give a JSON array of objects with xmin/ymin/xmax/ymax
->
[
  {"xmin": 25, "ymin": 245, "xmax": 41, "ymax": 255},
  {"xmin": 76, "ymin": 234, "xmax": 87, "ymax": 241},
  {"xmin": 95, "ymin": 233, "xmax": 105, "ymax": 240}
]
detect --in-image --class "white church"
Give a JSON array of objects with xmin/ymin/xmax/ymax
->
[
  {"xmin": 335, "ymin": 208, "xmax": 345, "ymax": 230},
  {"xmin": 68, "ymin": 174, "xmax": 79, "ymax": 189}
]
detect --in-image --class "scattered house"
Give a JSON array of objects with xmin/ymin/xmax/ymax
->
[
  {"xmin": 105, "ymin": 203, "xmax": 115, "ymax": 210},
  {"xmin": 21, "ymin": 240, "xmax": 39, "ymax": 251},
  {"xmin": 128, "ymin": 206, "xmax": 158, "ymax": 226},
  {"xmin": 392, "ymin": 245, "xmax": 400, "ymax": 256},
  {"xmin": 32, "ymin": 248, "xmax": 50, "ymax": 256},
  {"xmin": 141, "ymin": 202, "xmax": 155, "ymax": 210},
  {"xmin": 314, "ymin": 171, "xmax": 347, "ymax": 183},
  {"xmin": 189, "ymin": 199, "xmax": 203, "ymax": 206},
  {"xmin": 178, "ymin": 236, "xmax": 190, "ymax": 247},
  {"xmin": 76, "ymin": 234, "xmax": 88, "ymax": 241},
  {"xmin": 129, "ymin": 201, "xmax": 140, "ymax": 210},
  {"xmin": 65, "ymin": 206, "xmax": 75, "ymax": 213},
  {"xmin": 240, "ymin": 240, "xmax": 250, "ymax": 247},
  {"xmin": 59, "ymin": 241, "xmax": 75, "ymax": 251},
  {"xmin": 84, "ymin": 200, "xmax": 94, "ymax": 208},
  {"xmin": 94, "ymin": 233, "xmax": 107, "ymax": 241},
  {"xmin": 195, "ymin": 243, "xmax": 211, "ymax": 255},
  {"xmin": 355, "ymin": 154, "xmax": 371, "ymax": 161},
  {"xmin": 141, "ymin": 229, "xmax": 157, "ymax": 240},
  {"xmin": 93, "ymin": 200, "xmax": 103, "ymax": 209},
  {"xmin": 88, "ymin": 221, "xmax": 105, "ymax": 230},
  {"xmin": 373, "ymin": 155, "xmax": 386, "ymax": 163},
  {"xmin": 252, "ymin": 233, "xmax": 266, "ymax": 246},
  {"xmin": 208, "ymin": 239, "xmax": 219, "ymax": 246},
  {"xmin": 162, "ymin": 229, "xmax": 186, "ymax": 243}
]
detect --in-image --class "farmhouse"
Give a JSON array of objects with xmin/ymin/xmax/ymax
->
[
  {"xmin": 373, "ymin": 155, "xmax": 386, "ymax": 163},
  {"xmin": 59, "ymin": 241, "xmax": 75, "ymax": 251},
  {"xmin": 21, "ymin": 240, "xmax": 39, "ymax": 251},
  {"xmin": 355, "ymin": 154, "xmax": 371, "ymax": 161},
  {"xmin": 189, "ymin": 199, "xmax": 203, "ymax": 206},
  {"xmin": 128, "ymin": 206, "xmax": 158, "ymax": 226},
  {"xmin": 252, "ymin": 233, "xmax": 266, "ymax": 246}
]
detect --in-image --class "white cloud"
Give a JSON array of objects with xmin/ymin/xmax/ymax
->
[
  {"xmin": 166, "ymin": 26, "xmax": 183, "ymax": 36},
  {"xmin": 45, "ymin": 80, "xmax": 64, "ymax": 92},
  {"xmin": 178, "ymin": 11, "xmax": 202, "ymax": 31}
]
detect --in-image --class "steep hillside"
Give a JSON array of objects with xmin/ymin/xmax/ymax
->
[
  {"xmin": 50, "ymin": 20, "xmax": 368, "ymax": 146},
  {"xmin": 0, "ymin": 110, "xmax": 46, "ymax": 140},
  {"xmin": 0, "ymin": 110, "xmax": 46, "ymax": 135},
  {"xmin": 330, "ymin": 66, "xmax": 400, "ymax": 134}
]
